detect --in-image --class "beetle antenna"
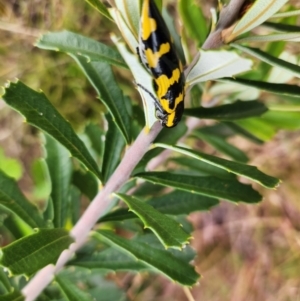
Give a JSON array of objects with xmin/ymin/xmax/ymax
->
[{"xmin": 136, "ymin": 83, "xmax": 165, "ymax": 114}]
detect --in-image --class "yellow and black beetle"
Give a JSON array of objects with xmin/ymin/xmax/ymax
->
[{"xmin": 138, "ymin": 0, "xmax": 185, "ymax": 128}]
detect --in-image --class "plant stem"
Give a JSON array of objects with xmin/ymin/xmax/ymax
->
[{"xmin": 21, "ymin": 121, "xmax": 163, "ymax": 301}]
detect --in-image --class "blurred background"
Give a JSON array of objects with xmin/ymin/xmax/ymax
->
[{"xmin": 1, "ymin": 0, "xmax": 300, "ymax": 300}]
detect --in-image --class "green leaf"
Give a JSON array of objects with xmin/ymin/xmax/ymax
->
[
  {"xmin": 184, "ymin": 100, "xmax": 268, "ymax": 120},
  {"xmin": 230, "ymin": 0, "xmax": 289, "ymax": 38},
  {"xmin": 235, "ymin": 118, "xmax": 276, "ymax": 141},
  {"xmin": 72, "ymin": 56, "xmax": 131, "ymax": 144},
  {"xmin": 236, "ymin": 32, "xmax": 300, "ymax": 43},
  {"xmin": 101, "ymin": 190, "xmax": 218, "ymax": 222},
  {"xmin": 70, "ymin": 185, "xmax": 81, "ymax": 225},
  {"xmin": 0, "ymin": 290, "xmax": 24, "ymax": 301},
  {"xmin": 222, "ymin": 77, "xmax": 300, "ymax": 97},
  {"xmin": 70, "ymin": 247, "xmax": 147, "ymax": 271},
  {"xmin": 56, "ymin": 274, "xmax": 94, "ymax": 301},
  {"xmin": 178, "ymin": 0, "xmax": 208, "ymax": 46},
  {"xmin": 54, "ymin": 268, "xmax": 121, "ymax": 300},
  {"xmin": 232, "ymin": 44, "xmax": 300, "ymax": 78},
  {"xmin": 135, "ymin": 172, "xmax": 262, "ymax": 203},
  {"xmin": 171, "ymin": 157, "xmax": 236, "ymax": 179},
  {"xmin": 186, "ymin": 50, "xmax": 253, "ymax": 87},
  {"xmin": 94, "ymin": 230, "xmax": 200, "ymax": 286},
  {"xmin": 0, "ymin": 229, "xmax": 73, "ymax": 276},
  {"xmin": 84, "ymin": 123, "xmax": 104, "ymax": 160},
  {"xmin": 261, "ymin": 110, "xmax": 300, "ymax": 130},
  {"xmin": 2, "ymin": 81, "xmax": 102, "ymax": 180},
  {"xmin": 116, "ymin": 193, "xmax": 190, "ymax": 249},
  {"xmin": 45, "ymin": 134, "xmax": 72, "ymax": 228},
  {"xmin": 194, "ymin": 129, "xmax": 249, "ymax": 162},
  {"xmin": 85, "ymin": 0, "xmax": 113, "ymax": 21},
  {"xmin": 155, "ymin": 144, "xmax": 279, "ymax": 188},
  {"xmin": 223, "ymin": 121, "xmax": 264, "ymax": 144},
  {"xmin": 112, "ymin": 37, "xmax": 157, "ymax": 129},
  {"xmin": 0, "ymin": 170, "xmax": 45, "ymax": 228},
  {"xmin": 264, "ymin": 21, "xmax": 300, "ymax": 33},
  {"xmin": 0, "ymin": 267, "xmax": 11, "ymax": 292},
  {"xmin": 271, "ymin": 10, "xmax": 300, "ymax": 19},
  {"xmin": 30, "ymin": 158, "xmax": 51, "ymax": 201},
  {"xmin": 72, "ymin": 170, "xmax": 98, "ymax": 201},
  {"xmin": 193, "ymin": 123, "xmax": 234, "ymax": 138},
  {"xmin": 3, "ymin": 211, "xmax": 35, "ymax": 239},
  {"xmin": 0, "ymin": 148, "xmax": 23, "ymax": 180},
  {"xmin": 115, "ymin": 0, "xmax": 140, "ymax": 38},
  {"xmin": 35, "ymin": 31, "xmax": 126, "ymax": 68},
  {"xmin": 102, "ymin": 115, "xmax": 125, "ymax": 183},
  {"xmin": 147, "ymin": 190, "xmax": 219, "ymax": 215}
]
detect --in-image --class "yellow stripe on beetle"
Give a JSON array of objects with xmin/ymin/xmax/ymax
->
[{"xmin": 138, "ymin": 0, "xmax": 185, "ymax": 128}]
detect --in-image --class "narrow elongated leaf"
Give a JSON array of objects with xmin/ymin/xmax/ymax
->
[
  {"xmin": 116, "ymin": 193, "xmax": 190, "ymax": 249},
  {"xmin": 85, "ymin": 0, "xmax": 113, "ymax": 20},
  {"xmin": 155, "ymin": 144, "xmax": 279, "ymax": 188},
  {"xmin": 70, "ymin": 247, "xmax": 148, "ymax": 271},
  {"xmin": 72, "ymin": 170, "xmax": 98, "ymax": 201},
  {"xmin": 56, "ymin": 274, "xmax": 94, "ymax": 301},
  {"xmin": 223, "ymin": 121, "xmax": 264, "ymax": 144},
  {"xmin": 263, "ymin": 21, "xmax": 300, "ymax": 33},
  {"xmin": 194, "ymin": 129, "xmax": 249, "ymax": 162},
  {"xmin": 222, "ymin": 77, "xmax": 300, "ymax": 97},
  {"xmin": 94, "ymin": 230, "xmax": 199, "ymax": 286},
  {"xmin": 135, "ymin": 172, "xmax": 262, "ymax": 203},
  {"xmin": 115, "ymin": 0, "xmax": 140, "ymax": 38},
  {"xmin": 112, "ymin": 36, "xmax": 157, "ymax": 129},
  {"xmin": 72, "ymin": 55, "xmax": 131, "ymax": 143},
  {"xmin": 178, "ymin": 0, "xmax": 208, "ymax": 46},
  {"xmin": 0, "ymin": 290, "xmax": 24, "ymax": 301},
  {"xmin": 232, "ymin": 44, "xmax": 300, "ymax": 78},
  {"xmin": 171, "ymin": 157, "xmax": 236, "ymax": 179},
  {"xmin": 102, "ymin": 115, "xmax": 125, "ymax": 183},
  {"xmin": 235, "ymin": 118, "xmax": 276, "ymax": 141},
  {"xmin": 194, "ymin": 123, "xmax": 235, "ymax": 138},
  {"xmin": 0, "ymin": 229, "xmax": 73, "ymax": 276},
  {"xmin": 45, "ymin": 134, "xmax": 72, "ymax": 228},
  {"xmin": 261, "ymin": 110, "xmax": 300, "ymax": 130},
  {"xmin": 31, "ymin": 158, "xmax": 51, "ymax": 201},
  {"xmin": 0, "ymin": 170, "xmax": 45, "ymax": 228},
  {"xmin": 184, "ymin": 100, "xmax": 268, "ymax": 120},
  {"xmin": 84, "ymin": 123, "xmax": 104, "ymax": 160},
  {"xmin": 236, "ymin": 32, "xmax": 300, "ymax": 43},
  {"xmin": 0, "ymin": 148, "xmax": 23, "ymax": 180},
  {"xmin": 2, "ymin": 81, "xmax": 102, "ymax": 180},
  {"xmin": 231, "ymin": 0, "xmax": 289, "ymax": 38},
  {"xmin": 186, "ymin": 50, "xmax": 252, "ymax": 87},
  {"xmin": 136, "ymin": 233, "xmax": 196, "ymax": 262},
  {"xmin": 0, "ymin": 267, "xmax": 11, "ymax": 291},
  {"xmin": 3, "ymin": 213, "xmax": 34, "ymax": 240},
  {"xmin": 57, "ymin": 270, "xmax": 131, "ymax": 301},
  {"xmin": 35, "ymin": 31, "xmax": 126, "ymax": 68},
  {"xmin": 101, "ymin": 190, "xmax": 218, "ymax": 222},
  {"xmin": 271, "ymin": 10, "xmax": 300, "ymax": 19},
  {"xmin": 70, "ymin": 186, "xmax": 81, "ymax": 225},
  {"xmin": 146, "ymin": 190, "xmax": 220, "ymax": 213}
]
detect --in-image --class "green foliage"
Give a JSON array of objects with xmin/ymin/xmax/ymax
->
[
  {"xmin": 0, "ymin": 148, "xmax": 23, "ymax": 180},
  {"xmin": 93, "ymin": 230, "xmax": 199, "ymax": 286},
  {"xmin": 0, "ymin": 229, "xmax": 73, "ymax": 276},
  {"xmin": 0, "ymin": 0, "xmax": 299, "ymax": 300},
  {"xmin": 116, "ymin": 193, "xmax": 191, "ymax": 249}
]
